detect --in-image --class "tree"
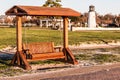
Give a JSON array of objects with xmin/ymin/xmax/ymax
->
[
  {"xmin": 42, "ymin": 0, "xmax": 62, "ymax": 29},
  {"xmin": 43, "ymin": 0, "xmax": 62, "ymax": 7}
]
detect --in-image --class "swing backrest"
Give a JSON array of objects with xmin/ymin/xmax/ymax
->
[{"xmin": 23, "ymin": 42, "xmax": 55, "ymax": 54}]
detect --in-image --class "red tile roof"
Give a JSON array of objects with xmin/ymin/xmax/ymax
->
[{"xmin": 6, "ymin": 5, "xmax": 80, "ymax": 17}]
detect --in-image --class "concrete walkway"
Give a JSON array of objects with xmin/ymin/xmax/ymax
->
[
  {"xmin": 1, "ymin": 62, "xmax": 120, "ymax": 80},
  {"xmin": 44, "ymin": 67, "xmax": 120, "ymax": 80}
]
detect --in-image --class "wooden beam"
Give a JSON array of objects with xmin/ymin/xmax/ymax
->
[
  {"xmin": 19, "ymin": 51, "xmax": 31, "ymax": 70},
  {"xmin": 63, "ymin": 17, "xmax": 78, "ymax": 64},
  {"xmin": 65, "ymin": 48, "xmax": 78, "ymax": 64},
  {"xmin": 10, "ymin": 16, "xmax": 31, "ymax": 70},
  {"xmin": 16, "ymin": 16, "xmax": 22, "ymax": 51},
  {"xmin": 63, "ymin": 17, "xmax": 68, "ymax": 48}
]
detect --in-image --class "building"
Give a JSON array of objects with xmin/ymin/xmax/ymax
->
[{"xmin": 88, "ymin": 5, "xmax": 96, "ymax": 28}]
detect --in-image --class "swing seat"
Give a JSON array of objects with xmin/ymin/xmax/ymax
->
[{"xmin": 22, "ymin": 42, "xmax": 65, "ymax": 61}]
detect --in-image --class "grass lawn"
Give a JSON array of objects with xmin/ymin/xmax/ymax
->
[
  {"xmin": 75, "ymin": 49, "xmax": 120, "ymax": 64},
  {"xmin": 0, "ymin": 27, "xmax": 120, "ymax": 48}
]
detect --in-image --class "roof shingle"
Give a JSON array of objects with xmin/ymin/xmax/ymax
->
[{"xmin": 6, "ymin": 5, "xmax": 80, "ymax": 17}]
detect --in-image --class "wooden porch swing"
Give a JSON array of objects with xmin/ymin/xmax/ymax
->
[
  {"xmin": 5, "ymin": 5, "xmax": 80, "ymax": 70},
  {"xmin": 22, "ymin": 42, "xmax": 65, "ymax": 61}
]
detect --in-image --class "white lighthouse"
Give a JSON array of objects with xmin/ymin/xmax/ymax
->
[{"xmin": 88, "ymin": 5, "xmax": 96, "ymax": 28}]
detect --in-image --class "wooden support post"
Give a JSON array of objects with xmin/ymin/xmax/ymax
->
[
  {"xmin": 63, "ymin": 17, "xmax": 78, "ymax": 64},
  {"xmin": 65, "ymin": 48, "xmax": 78, "ymax": 64},
  {"xmin": 63, "ymin": 17, "xmax": 68, "ymax": 48},
  {"xmin": 16, "ymin": 16, "xmax": 23, "ymax": 66},
  {"xmin": 11, "ymin": 16, "xmax": 31, "ymax": 70},
  {"xmin": 16, "ymin": 16, "xmax": 22, "ymax": 52},
  {"xmin": 17, "ymin": 16, "xmax": 31, "ymax": 70},
  {"xmin": 63, "ymin": 17, "xmax": 68, "ymax": 61},
  {"xmin": 10, "ymin": 52, "xmax": 17, "ymax": 65}
]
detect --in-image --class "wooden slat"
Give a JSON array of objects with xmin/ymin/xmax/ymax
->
[
  {"xmin": 23, "ymin": 42, "xmax": 54, "ymax": 54},
  {"xmin": 27, "ymin": 56, "xmax": 65, "ymax": 62},
  {"xmin": 31, "ymin": 52, "xmax": 64, "ymax": 58}
]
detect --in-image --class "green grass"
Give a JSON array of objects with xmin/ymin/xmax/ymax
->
[
  {"xmin": 75, "ymin": 54, "xmax": 92, "ymax": 60},
  {"xmin": 0, "ymin": 28, "xmax": 16, "ymax": 48},
  {"xmin": 1, "ymin": 27, "xmax": 120, "ymax": 48},
  {"xmin": 92, "ymin": 54, "xmax": 120, "ymax": 63},
  {"xmin": 69, "ymin": 30, "xmax": 120, "ymax": 45},
  {"xmin": 75, "ymin": 53, "xmax": 120, "ymax": 64},
  {"xmin": 75, "ymin": 48, "xmax": 120, "ymax": 64}
]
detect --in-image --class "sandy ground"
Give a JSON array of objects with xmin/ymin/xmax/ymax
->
[{"xmin": 69, "ymin": 42, "xmax": 120, "ymax": 50}]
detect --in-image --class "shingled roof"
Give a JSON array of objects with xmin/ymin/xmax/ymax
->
[{"xmin": 5, "ymin": 5, "xmax": 80, "ymax": 17}]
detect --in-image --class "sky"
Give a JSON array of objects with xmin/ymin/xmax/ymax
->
[{"xmin": 0, "ymin": 0, "xmax": 120, "ymax": 15}]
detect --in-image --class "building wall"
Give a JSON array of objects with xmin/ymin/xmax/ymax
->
[{"xmin": 88, "ymin": 11, "xmax": 96, "ymax": 28}]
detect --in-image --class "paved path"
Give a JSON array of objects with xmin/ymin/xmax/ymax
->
[
  {"xmin": 44, "ymin": 67, "xmax": 120, "ymax": 80},
  {"xmin": 1, "ymin": 62, "xmax": 120, "ymax": 80}
]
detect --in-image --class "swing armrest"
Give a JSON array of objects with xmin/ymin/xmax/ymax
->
[
  {"xmin": 54, "ymin": 46, "xmax": 62, "ymax": 52},
  {"xmin": 23, "ymin": 49, "xmax": 29, "ymax": 52},
  {"xmin": 23, "ymin": 49, "xmax": 30, "ymax": 54},
  {"xmin": 23, "ymin": 49, "xmax": 32, "ymax": 59}
]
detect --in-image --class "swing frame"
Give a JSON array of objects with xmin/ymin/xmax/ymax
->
[{"xmin": 5, "ymin": 5, "xmax": 80, "ymax": 70}]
